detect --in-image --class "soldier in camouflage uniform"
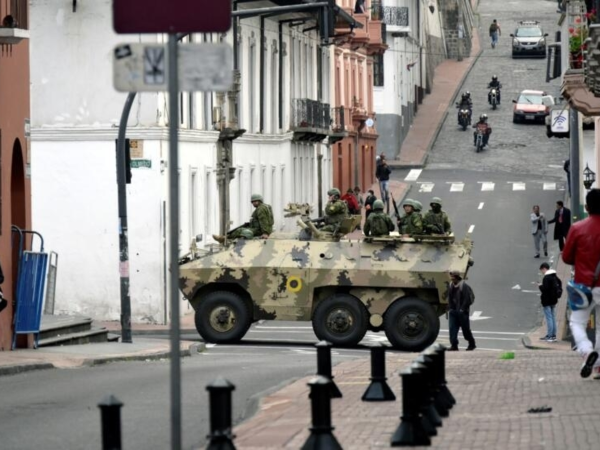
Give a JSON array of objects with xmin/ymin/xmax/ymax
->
[
  {"xmin": 364, "ymin": 200, "xmax": 395, "ymax": 237},
  {"xmin": 423, "ymin": 197, "xmax": 452, "ymax": 235},
  {"xmin": 397, "ymin": 199, "xmax": 423, "ymax": 236},
  {"xmin": 213, "ymin": 194, "xmax": 274, "ymax": 243},
  {"xmin": 320, "ymin": 188, "xmax": 349, "ymax": 232}
]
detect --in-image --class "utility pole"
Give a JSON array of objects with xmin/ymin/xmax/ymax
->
[{"xmin": 217, "ymin": 69, "xmax": 245, "ymax": 238}]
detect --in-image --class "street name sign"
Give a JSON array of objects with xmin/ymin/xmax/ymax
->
[
  {"xmin": 113, "ymin": 0, "xmax": 231, "ymax": 34},
  {"xmin": 113, "ymin": 43, "xmax": 233, "ymax": 92}
]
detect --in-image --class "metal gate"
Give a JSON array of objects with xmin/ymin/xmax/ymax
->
[{"xmin": 11, "ymin": 226, "xmax": 49, "ymax": 349}]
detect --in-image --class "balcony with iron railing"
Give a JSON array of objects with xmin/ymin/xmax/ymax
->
[
  {"xmin": 291, "ymin": 99, "xmax": 332, "ymax": 142},
  {"xmin": 372, "ymin": 2, "xmax": 409, "ymax": 33},
  {"xmin": 0, "ymin": 0, "xmax": 29, "ymax": 45}
]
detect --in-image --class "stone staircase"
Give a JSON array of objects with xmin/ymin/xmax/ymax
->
[{"xmin": 39, "ymin": 315, "xmax": 119, "ymax": 347}]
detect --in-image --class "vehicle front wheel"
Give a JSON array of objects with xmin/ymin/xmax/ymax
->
[
  {"xmin": 383, "ymin": 298, "xmax": 440, "ymax": 352},
  {"xmin": 194, "ymin": 291, "xmax": 252, "ymax": 343},
  {"xmin": 312, "ymin": 294, "xmax": 368, "ymax": 347}
]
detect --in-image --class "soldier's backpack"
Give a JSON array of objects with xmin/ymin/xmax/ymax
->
[{"xmin": 369, "ymin": 213, "xmax": 390, "ymax": 236}]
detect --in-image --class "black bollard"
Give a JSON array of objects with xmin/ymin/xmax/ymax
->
[
  {"xmin": 301, "ymin": 376, "xmax": 343, "ymax": 450},
  {"xmin": 315, "ymin": 341, "xmax": 342, "ymax": 398},
  {"xmin": 409, "ymin": 361, "xmax": 437, "ymax": 437},
  {"xmin": 206, "ymin": 377, "xmax": 236, "ymax": 450},
  {"xmin": 432, "ymin": 343, "xmax": 456, "ymax": 407},
  {"xmin": 362, "ymin": 344, "xmax": 396, "ymax": 401},
  {"xmin": 390, "ymin": 366, "xmax": 431, "ymax": 447},
  {"xmin": 98, "ymin": 395, "xmax": 123, "ymax": 450},
  {"xmin": 414, "ymin": 355, "xmax": 444, "ymax": 425},
  {"xmin": 423, "ymin": 347, "xmax": 452, "ymax": 416}
]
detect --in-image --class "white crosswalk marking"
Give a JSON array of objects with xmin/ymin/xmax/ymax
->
[
  {"xmin": 478, "ymin": 202, "xmax": 484, "ymax": 209},
  {"xmin": 511, "ymin": 182, "xmax": 526, "ymax": 191},
  {"xmin": 449, "ymin": 182, "xmax": 464, "ymax": 192},
  {"xmin": 418, "ymin": 182, "xmax": 435, "ymax": 192},
  {"xmin": 543, "ymin": 182, "xmax": 556, "ymax": 190},
  {"xmin": 404, "ymin": 169, "xmax": 422, "ymax": 181},
  {"xmin": 480, "ymin": 182, "xmax": 495, "ymax": 191}
]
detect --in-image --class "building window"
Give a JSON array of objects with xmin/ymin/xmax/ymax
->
[{"xmin": 373, "ymin": 53, "xmax": 384, "ymax": 87}]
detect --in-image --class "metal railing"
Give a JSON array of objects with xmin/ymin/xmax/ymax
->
[
  {"xmin": 331, "ymin": 106, "xmax": 346, "ymax": 133},
  {"xmin": 0, "ymin": 0, "xmax": 28, "ymax": 29},
  {"xmin": 371, "ymin": 2, "xmax": 409, "ymax": 27},
  {"xmin": 291, "ymin": 99, "xmax": 331, "ymax": 130}
]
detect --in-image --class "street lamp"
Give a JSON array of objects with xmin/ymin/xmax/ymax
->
[{"xmin": 583, "ymin": 163, "xmax": 596, "ymax": 190}]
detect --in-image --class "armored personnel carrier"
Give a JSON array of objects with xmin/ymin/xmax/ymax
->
[{"xmin": 179, "ymin": 205, "xmax": 474, "ymax": 352}]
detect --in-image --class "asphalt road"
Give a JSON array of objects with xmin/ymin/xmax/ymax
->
[{"xmin": 0, "ymin": 1, "xmax": 574, "ymax": 449}]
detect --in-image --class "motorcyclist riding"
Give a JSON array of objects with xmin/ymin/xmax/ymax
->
[
  {"xmin": 487, "ymin": 75, "xmax": 502, "ymax": 104},
  {"xmin": 473, "ymin": 114, "xmax": 492, "ymax": 147},
  {"xmin": 456, "ymin": 92, "xmax": 473, "ymax": 124}
]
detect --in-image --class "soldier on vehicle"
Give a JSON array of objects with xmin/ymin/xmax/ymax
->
[
  {"xmin": 397, "ymin": 199, "xmax": 423, "ymax": 236},
  {"xmin": 363, "ymin": 200, "xmax": 395, "ymax": 237},
  {"xmin": 213, "ymin": 193, "xmax": 274, "ymax": 243},
  {"xmin": 317, "ymin": 187, "xmax": 349, "ymax": 232},
  {"xmin": 423, "ymin": 197, "xmax": 452, "ymax": 235}
]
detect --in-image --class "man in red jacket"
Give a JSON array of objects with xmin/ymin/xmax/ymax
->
[
  {"xmin": 341, "ymin": 188, "xmax": 359, "ymax": 215},
  {"xmin": 563, "ymin": 189, "xmax": 600, "ymax": 378}
]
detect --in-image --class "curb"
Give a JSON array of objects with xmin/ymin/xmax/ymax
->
[
  {"xmin": 0, "ymin": 362, "xmax": 55, "ymax": 377},
  {"xmin": 82, "ymin": 341, "xmax": 206, "ymax": 367},
  {"xmin": 521, "ymin": 335, "xmax": 551, "ymax": 350}
]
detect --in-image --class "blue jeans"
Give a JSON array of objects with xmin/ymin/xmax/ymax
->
[
  {"xmin": 543, "ymin": 305, "xmax": 556, "ymax": 338},
  {"xmin": 491, "ymin": 31, "xmax": 498, "ymax": 46},
  {"xmin": 379, "ymin": 180, "xmax": 389, "ymax": 203}
]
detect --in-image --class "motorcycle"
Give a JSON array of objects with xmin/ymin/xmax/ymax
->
[
  {"xmin": 474, "ymin": 129, "xmax": 485, "ymax": 153},
  {"xmin": 458, "ymin": 108, "xmax": 470, "ymax": 131},
  {"xmin": 489, "ymin": 88, "xmax": 499, "ymax": 110}
]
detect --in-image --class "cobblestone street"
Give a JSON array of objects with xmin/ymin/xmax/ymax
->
[{"xmin": 428, "ymin": 0, "xmax": 569, "ymax": 180}]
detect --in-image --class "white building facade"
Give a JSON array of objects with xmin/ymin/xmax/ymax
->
[
  {"xmin": 30, "ymin": 1, "xmax": 337, "ymax": 323},
  {"xmin": 373, "ymin": 0, "xmax": 445, "ymax": 158}
]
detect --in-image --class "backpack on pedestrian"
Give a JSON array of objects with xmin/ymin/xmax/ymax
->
[
  {"xmin": 554, "ymin": 277, "xmax": 563, "ymax": 300},
  {"xmin": 489, "ymin": 22, "xmax": 498, "ymax": 34}
]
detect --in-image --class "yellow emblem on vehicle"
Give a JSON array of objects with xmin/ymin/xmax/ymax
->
[{"xmin": 286, "ymin": 276, "xmax": 302, "ymax": 293}]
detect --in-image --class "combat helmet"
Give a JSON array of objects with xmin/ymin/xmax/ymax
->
[
  {"xmin": 403, "ymin": 198, "xmax": 415, "ymax": 208},
  {"xmin": 373, "ymin": 199, "xmax": 385, "ymax": 210},
  {"xmin": 251, "ymin": 193, "xmax": 263, "ymax": 202},
  {"xmin": 413, "ymin": 200, "xmax": 423, "ymax": 212},
  {"xmin": 328, "ymin": 188, "xmax": 341, "ymax": 197},
  {"xmin": 430, "ymin": 197, "xmax": 442, "ymax": 207}
]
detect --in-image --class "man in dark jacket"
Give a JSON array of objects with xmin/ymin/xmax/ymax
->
[
  {"xmin": 538, "ymin": 262, "xmax": 560, "ymax": 342},
  {"xmin": 375, "ymin": 159, "xmax": 391, "ymax": 208},
  {"xmin": 447, "ymin": 270, "xmax": 476, "ymax": 351},
  {"xmin": 364, "ymin": 190, "xmax": 377, "ymax": 219},
  {"xmin": 547, "ymin": 200, "xmax": 571, "ymax": 252}
]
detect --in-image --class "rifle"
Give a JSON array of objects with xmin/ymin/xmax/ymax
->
[
  {"xmin": 390, "ymin": 193, "xmax": 401, "ymax": 220},
  {"xmin": 227, "ymin": 222, "xmax": 250, "ymax": 235}
]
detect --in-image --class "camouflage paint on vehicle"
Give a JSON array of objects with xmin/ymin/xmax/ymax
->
[{"xmin": 179, "ymin": 235, "xmax": 473, "ymax": 327}]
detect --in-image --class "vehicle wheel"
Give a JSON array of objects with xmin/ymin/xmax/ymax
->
[
  {"xmin": 461, "ymin": 122, "xmax": 467, "ymax": 131},
  {"xmin": 383, "ymin": 297, "xmax": 440, "ymax": 352},
  {"xmin": 194, "ymin": 291, "xmax": 252, "ymax": 343},
  {"xmin": 492, "ymin": 100, "xmax": 497, "ymax": 110},
  {"xmin": 312, "ymin": 294, "xmax": 368, "ymax": 347}
]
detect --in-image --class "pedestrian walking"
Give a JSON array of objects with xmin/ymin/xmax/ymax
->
[
  {"xmin": 0, "ymin": 260, "xmax": 6, "ymax": 314},
  {"xmin": 530, "ymin": 205, "xmax": 548, "ymax": 258},
  {"xmin": 563, "ymin": 189, "xmax": 600, "ymax": 378},
  {"xmin": 538, "ymin": 262, "xmax": 562, "ymax": 343},
  {"xmin": 489, "ymin": 19, "xmax": 501, "ymax": 48},
  {"xmin": 547, "ymin": 200, "xmax": 571, "ymax": 252},
  {"xmin": 447, "ymin": 270, "xmax": 476, "ymax": 351},
  {"xmin": 375, "ymin": 159, "xmax": 391, "ymax": 210}
]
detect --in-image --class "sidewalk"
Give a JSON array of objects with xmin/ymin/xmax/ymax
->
[
  {"xmin": 234, "ymin": 350, "xmax": 597, "ymax": 450},
  {"xmin": 388, "ymin": 18, "xmax": 482, "ymax": 168}
]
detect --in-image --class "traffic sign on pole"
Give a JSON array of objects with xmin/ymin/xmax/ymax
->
[
  {"xmin": 113, "ymin": 0, "xmax": 231, "ymax": 34},
  {"xmin": 113, "ymin": 43, "xmax": 233, "ymax": 92}
]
